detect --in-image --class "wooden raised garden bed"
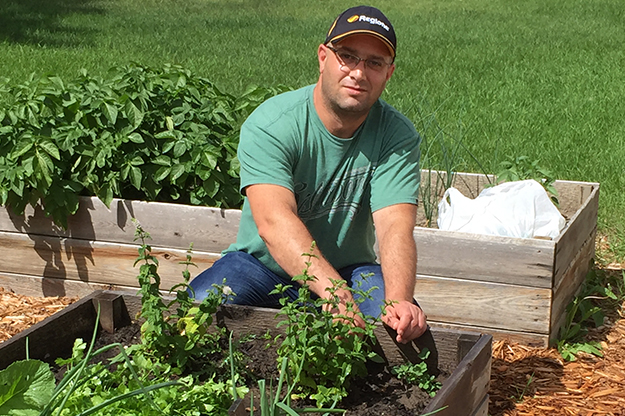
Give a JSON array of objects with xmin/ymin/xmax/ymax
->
[
  {"xmin": 0, "ymin": 290, "xmax": 492, "ymax": 416},
  {"xmin": 0, "ymin": 171, "xmax": 599, "ymax": 347}
]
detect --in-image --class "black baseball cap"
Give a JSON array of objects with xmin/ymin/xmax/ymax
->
[{"xmin": 324, "ymin": 5, "xmax": 397, "ymax": 59}]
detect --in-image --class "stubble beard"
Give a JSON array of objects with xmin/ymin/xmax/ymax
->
[{"xmin": 320, "ymin": 80, "xmax": 373, "ymax": 122}]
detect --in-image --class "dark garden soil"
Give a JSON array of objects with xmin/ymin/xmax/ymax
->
[{"xmin": 90, "ymin": 321, "xmax": 439, "ymax": 415}]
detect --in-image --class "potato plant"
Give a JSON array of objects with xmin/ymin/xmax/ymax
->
[{"xmin": 0, "ymin": 64, "xmax": 287, "ymax": 228}]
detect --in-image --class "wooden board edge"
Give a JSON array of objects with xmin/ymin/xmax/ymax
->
[
  {"xmin": 422, "ymin": 334, "xmax": 492, "ymax": 416},
  {"xmin": 413, "ymin": 227, "xmax": 555, "ymax": 288},
  {"xmin": 553, "ymin": 186, "xmax": 599, "ymax": 283},
  {"xmin": 0, "ymin": 231, "xmax": 220, "ymax": 290},
  {"xmin": 429, "ymin": 321, "xmax": 548, "ymax": 348},
  {"xmin": 0, "ymin": 196, "xmax": 242, "ymax": 253},
  {"xmin": 471, "ymin": 394, "xmax": 489, "ymax": 416},
  {"xmin": 0, "ymin": 292, "xmax": 100, "ymax": 370},
  {"xmin": 549, "ymin": 233, "xmax": 597, "ymax": 344},
  {"xmin": 0, "ymin": 272, "xmax": 137, "ymax": 298}
]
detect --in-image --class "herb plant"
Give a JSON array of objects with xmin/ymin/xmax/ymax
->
[
  {"xmin": 130, "ymin": 219, "xmax": 233, "ymax": 372},
  {"xmin": 271, "ymin": 245, "xmax": 383, "ymax": 407},
  {"xmin": 391, "ymin": 349, "xmax": 442, "ymax": 397}
]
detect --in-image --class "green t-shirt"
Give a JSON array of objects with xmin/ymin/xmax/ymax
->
[{"xmin": 224, "ymin": 85, "xmax": 421, "ymax": 278}]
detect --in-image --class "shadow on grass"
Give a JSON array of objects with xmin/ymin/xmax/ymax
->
[{"xmin": 0, "ymin": 0, "xmax": 104, "ymax": 47}]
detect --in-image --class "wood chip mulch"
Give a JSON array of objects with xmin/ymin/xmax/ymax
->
[
  {"xmin": 1, "ymin": 287, "xmax": 625, "ymax": 415},
  {"xmin": 0, "ymin": 286, "xmax": 78, "ymax": 343},
  {"xmin": 490, "ymin": 300, "xmax": 625, "ymax": 416}
]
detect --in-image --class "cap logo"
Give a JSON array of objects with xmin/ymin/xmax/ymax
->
[{"xmin": 347, "ymin": 14, "xmax": 390, "ymax": 32}]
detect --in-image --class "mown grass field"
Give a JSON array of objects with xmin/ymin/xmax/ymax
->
[{"xmin": 1, "ymin": 0, "xmax": 624, "ymax": 259}]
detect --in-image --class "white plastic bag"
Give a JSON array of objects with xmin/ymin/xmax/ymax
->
[{"xmin": 437, "ymin": 179, "xmax": 565, "ymax": 239}]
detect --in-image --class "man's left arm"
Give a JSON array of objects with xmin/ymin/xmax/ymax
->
[{"xmin": 372, "ymin": 203, "xmax": 427, "ymax": 344}]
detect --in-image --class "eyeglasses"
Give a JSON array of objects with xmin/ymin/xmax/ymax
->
[{"xmin": 326, "ymin": 45, "xmax": 391, "ymax": 73}]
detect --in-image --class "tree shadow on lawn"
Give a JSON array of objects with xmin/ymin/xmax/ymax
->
[{"xmin": 0, "ymin": 0, "xmax": 104, "ymax": 47}]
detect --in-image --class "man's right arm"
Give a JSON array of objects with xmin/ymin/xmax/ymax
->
[{"xmin": 245, "ymin": 183, "xmax": 365, "ymax": 326}]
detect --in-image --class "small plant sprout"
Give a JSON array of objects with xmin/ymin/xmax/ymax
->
[{"xmin": 391, "ymin": 349, "xmax": 442, "ymax": 397}]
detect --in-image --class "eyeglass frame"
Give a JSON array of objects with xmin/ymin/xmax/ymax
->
[{"xmin": 325, "ymin": 44, "xmax": 393, "ymax": 73}]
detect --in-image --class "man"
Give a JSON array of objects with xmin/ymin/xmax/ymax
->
[{"xmin": 190, "ymin": 5, "xmax": 427, "ymax": 343}]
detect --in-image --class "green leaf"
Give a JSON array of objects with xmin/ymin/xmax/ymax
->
[
  {"xmin": 173, "ymin": 141, "xmax": 187, "ymax": 158},
  {"xmin": 0, "ymin": 360, "xmax": 55, "ymax": 415},
  {"xmin": 203, "ymin": 179, "xmax": 220, "ymax": 198},
  {"xmin": 35, "ymin": 150, "xmax": 53, "ymax": 185},
  {"xmin": 97, "ymin": 183, "xmax": 113, "ymax": 207},
  {"xmin": 124, "ymin": 101, "xmax": 144, "ymax": 130},
  {"xmin": 130, "ymin": 155, "xmax": 145, "ymax": 166},
  {"xmin": 154, "ymin": 166, "xmax": 171, "ymax": 182},
  {"xmin": 128, "ymin": 132, "xmax": 144, "ymax": 143},
  {"xmin": 155, "ymin": 131, "xmax": 177, "ymax": 140},
  {"xmin": 170, "ymin": 164, "xmax": 185, "ymax": 181},
  {"xmin": 37, "ymin": 140, "xmax": 61, "ymax": 160},
  {"xmin": 130, "ymin": 166, "xmax": 142, "ymax": 189},
  {"xmin": 201, "ymin": 150, "xmax": 218, "ymax": 170},
  {"xmin": 12, "ymin": 138, "xmax": 34, "ymax": 159},
  {"xmin": 151, "ymin": 155, "xmax": 171, "ymax": 166},
  {"xmin": 101, "ymin": 102, "xmax": 118, "ymax": 126}
]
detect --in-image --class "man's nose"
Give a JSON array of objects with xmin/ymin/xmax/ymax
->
[{"xmin": 349, "ymin": 61, "xmax": 367, "ymax": 79}]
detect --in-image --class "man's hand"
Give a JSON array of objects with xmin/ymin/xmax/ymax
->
[
  {"xmin": 322, "ymin": 288, "xmax": 367, "ymax": 330},
  {"xmin": 383, "ymin": 300, "xmax": 427, "ymax": 344}
]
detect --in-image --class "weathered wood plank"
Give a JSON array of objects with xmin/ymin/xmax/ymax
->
[
  {"xmin": 471, "ymin": 393, "xmax": 489, "ymax": 416},
  {"xmin": 414, "ymin": 275, "xmax": 552, "ymax": 333},
  {"xmin": 553, "ymin": 184, "xmax": 599, "ymax": 289},
  {"xmin": 549, "ymin": 230, "xmax": 597, "ymax": 343},
  {"xmin": 0, "ymin": 231, "xmax": 219, "ymax": 289},
  {"xmin": 0, "ymin": 271, "xmax": 136, "ymax": 298},
  {"xmin": 422, "ymin": 333, "xmax": 492, "ymax": 416},
  {"xmin": 0, "ymin": 197, "xmax": 242, "ymax": 253},
  {"xmin": 430, "ymin": 321, "xmax": 548, "ymax": 348},
  {"xmin": 414, "ymin": 227, "xmax": 555, "ymax": 288},
  {"xmin": 0, "ymin": 292, "xmax": 100, "ymax": 370},
  {"xmin": 552, "ymin": 180, "xmax": 600, "ymax": 219}
]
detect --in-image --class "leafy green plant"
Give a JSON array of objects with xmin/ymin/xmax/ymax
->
[
  {"xmin": 0, "ymin": 359, "xmax": 55, "ymax": 414},
  {"xmin": 0, "ymin": 306, "xmax": 182, "ymax": 416},
  {"xmin": 391, "ymin": 349, "xmax": 442, "ymax": 397},
  {"xmin": 40, "ymin": 223, "xmax": 247, "ymax": 416},
  {"xmin": 130, "ymin": 219, "xmax": 232, "ymax": 371},
  {"xmin": 0, "ymin": 64, "xmax": 287, "ymax": 228},
  {"xmin": 493, "ymin": 155, "xmax": 559, "ymax": 206},
  {"xmin": 270, "ymin": 244, "xmax": 383, "ymax": 407},
  {"xmin": 555, "ymin": 264, "xmax": 625, "ymax": 361},
  {"xmin": 250, "ymin": 355, "xmax": 346, "ymax": 416}
]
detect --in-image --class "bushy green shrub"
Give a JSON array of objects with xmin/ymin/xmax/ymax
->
[{"xmin": 0, "ymin": 64, "xmax": 286, "ymax": 227}]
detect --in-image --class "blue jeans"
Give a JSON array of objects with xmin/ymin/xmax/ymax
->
[{"xmin": 188, "ymin": 251, "xmax": 386, "ymax": 318}]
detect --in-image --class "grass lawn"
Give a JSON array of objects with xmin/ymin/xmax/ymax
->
[{"xmin": 1, "ymin": 0, "xmax": 624, "ymax": 259}]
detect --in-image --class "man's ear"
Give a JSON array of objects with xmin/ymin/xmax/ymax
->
[
  {"xmin": 386, "ymin": 63, "xmax": 396, "ymax": 82},
  {"xmin": 317, "ymin": 44, "xmax": 328, "ymax": 74}
]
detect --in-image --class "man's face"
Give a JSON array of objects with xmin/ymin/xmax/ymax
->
[{"xmin": 317, "ymin": 34, "xmax": 395, "ymax": 118}]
